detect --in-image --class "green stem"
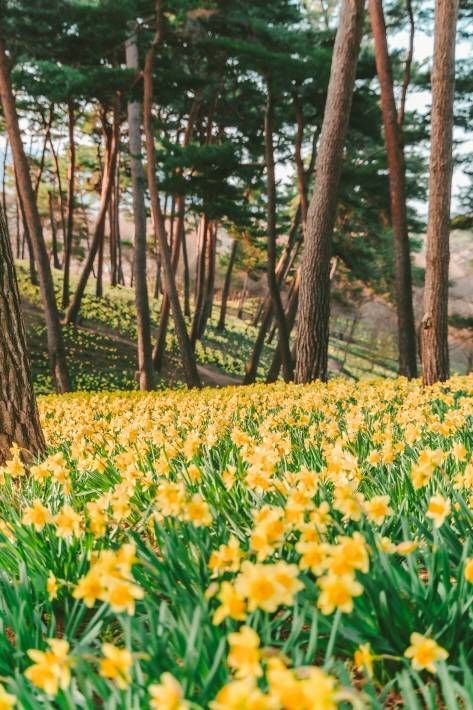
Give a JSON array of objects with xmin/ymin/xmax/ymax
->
[{"xmin": 324, "ymin": 608, "xmax": 342, "ymax": 666}]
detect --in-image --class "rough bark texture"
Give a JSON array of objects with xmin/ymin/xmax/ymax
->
[
  {"xmin": 64, "ymin": 101, "xmax": 119, "ymax": 324},
  {"xmin": 265, "ymin": 80, "xmax": 293, "ymax": 382},
  {"xmin": 0, "ymin": 39, "xmax": 70, "ymax": 392},
  {"xmin": 0, "ymin": 206, "xmax": 45, "ymax": 464},
  {"xmin": 143, "ymin": 1, "xmax": 201, "ymax": 388},
  {"xmin": 217, "ymin": 238, "xmax": 238, "ymax": 331},
  {"xmin": 126, "ymin": 30, "xmax": 154, "ymax": 391},
  {"xmin": 369, "ymin": 0, "xmax": 417, "ymax": 378},
  {"xmin": 295, "ymin": 0, "xmax": 365, "ymax": 384},
  {"xmin": 421, "ymin": 0, "xmax": 458, "ymax": 386}
]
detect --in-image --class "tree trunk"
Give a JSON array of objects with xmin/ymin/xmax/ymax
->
[
  {"xmin": 62, "ymin": 100, "xmax": 75, "ymax": 307},
  {"xmin": 217, "ymin": 238, "xmax": 238, "ymax": 331},
  {"xmin": 1, "ymin": 138, "xmax": 9, "ymax": 244},
  {"xmin": 0, "ymin": 40, "xmax": 70, "ymax": 392},
  {"xmin": 237, "ymin": 272, "xmax": 248, "ymax": 320},
  {"xmin": 421, "ymin": 0, "xmax": 458, "ymax": 386},
  {"xmin": 295, "ymin": 0, "xmax": 365, "ymax": 384},
  {"xmin": 369, "ymin": 0, "xmax": 417, "ymax": 378},
  {"xmin": 267, "ymin": 270, "xmax": 301, "ymax": 383},
  {"xmin": 95, "ymin": 224, "xmax": 105, "ymax": 297},
  {"xmin": 0, "ymin": 206, "xmax": 45, "ymax": 464},
  {"xmin": 190, "ymin": 214, "xmax": 209, "ymax": 346},
  {"xmin": 198, "ymin": 219, "xmax": 217, "ymax": 338},
  {"xmin": 398, "ymin": 0, "xmax": 414, "ymax": 127},
  {"xmin": 265, "ymin": 79, "xmax": 293, "ymax": 382},
  {"xmin": 143, "ymin": 1, "xmax": 201, "ymax": 388},
  {"xmin": 126, "ymin": 28, "xmax": 154, "ymax": 391},
  {"xmin": 64, "ymin": 101, "xmax": 119, "ymax": 324},
  {"xmin": 48, "ymin": 191, "xmax": 61, "ymax": 269}
]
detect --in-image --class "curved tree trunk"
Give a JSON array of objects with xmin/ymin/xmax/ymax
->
[
  {"xmin": 295, "ymin": 0, "xmax": 365, "ymax": 384},
  {"xmin": 369, "ymin": 0, "xmax": 417, "ymax": 378},
  {"xmin": 421, "ymin": 0, "xmax": 458, "ymax": 386},
  {"xmin": 0, "ymin": 206, "xmax": 45, "ymax": 464},
  {"xmin": 126, "ymin": 29, "xmax": 154, "ymax": 391},
  {"xmin": 143, "ymin": 1, "xmax": 200, "ymax": 388},
  {"xmin": 217, "ymin": 238, "xmax": 238, "ymax": 331},
  {"xmin": 0, "ymin": 39, "xmax": 70, "ymax": 393}
]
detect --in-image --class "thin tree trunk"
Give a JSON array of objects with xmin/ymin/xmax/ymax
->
[
  {"xmin": 64, "ymin": 101, "xmax": 119, "ymax": 324},
  {"xmin": 143, "ymin": 1, "xmax": 200, "ymax": 388},
  {"xmin": 182, "ymin": 227, "xmax": 191, "ymax": 317},
  {"xmin": 0, "ymin": 206, "xmax": 45, "ymax": 463},
  {"xmin": 0, "ymin": 43, "xmax": 70, "ymax": 392},
  {"xmin": 267, "ymin": 270, "xmax": 301, "ymax": 383},
  {"xmin": 16, "ymin": 181, "xmax": 37, "ymax": 285},
  {"xmin": 1, "ymin": 138, "xmax": 9, "ymax": 243},
  {"xmin": 62, "ymin": 100, "xmax": 75, "ymax": 306},
  {"xmin": 398, "ymin": 0, "xmax": 414, "ymax": 126},
  {"xmin": 190, "ymin": 214, "xmax": 209, "ymax": 346},
  {"xmin": 265, "ymin": 78, "xmax": 293, "ymax": 382},
  {"xmin": 295, "ymin": 0, "xmax": 365, "ymax": 384},
  {"xmin": 95, "ymin": 224, "xmax": 105, "ymax": 297},
  {"xmin": 34, "ymin": 107, "xmax": 53, "ymax": 201},
  {"xmin": 197, "ymin": 219, "xmax": 217, "ymax": 338},
  {"xmin": 421, "ymin": 0, "xmax": 458, "ymax": 386},
  {"xmin": 217, "ymin": 238, "xmax": 238, "ymax": 331},
  {"xmin": 237, "ymin": 273, "xmax": 248, "ymax": 320},
  {"xmin": 48, "ymin": 136, "xmax": 67, "ymax": 248},
  {"xmin": 126, "ymin": 28, "xmax": 154, "ymax": 390},
  {"xmin": 48, "ymin": 191, "xmax": 61, "ymax": 269},
  {"xmin": 369, "ymin": 0, "xmax": 417, "ymax": 378}
]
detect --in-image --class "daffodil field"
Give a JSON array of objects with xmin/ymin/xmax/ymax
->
[{"xmin": 1, "ymin": 377, "xmax": 473, "ymax": 708}]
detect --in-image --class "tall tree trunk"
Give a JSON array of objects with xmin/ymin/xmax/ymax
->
[
  {"xmin": 0, "ymin": 41, "xmax": 70, "ymax": 392},
  {"xmin": 398, "ymin": 0, "xmax": 414, "ymax": 127},
  {"xmin": 153, "ymin": 97, "xmax": 200, "ymax": 367},
  {"xmin": 1, "ymin": 138, "xmax": 9, "ymax": 244},
  {"xmin": 267, "ymin": 270, "xmax": 301, "ymax": 383},
  {"xmin": 0, "ymin": 206, "xmax": 45, "ymax": 464},
  {"xmin": 265, "ymin": 78, "xmax": 293, "ymax": 382},
  {"xmin": 190, "ymin": 214, "xmax": 209, "ymax": 346},
  {"xmin": 182, "ymin": 227, "xmax": 191, "ymax": 317},
  {"xmin": 421, "ymin": 0, "xmax": 458, "ymax": 386},
  {"xmin": 64, "ymin": 101, "xmax": 119, "ymax": 324},
  {"xmin": 48, "ymin": 191, "xmax": 61, "ymax": 269},
  {"xmin": 369, "ymin": 0, "xmax": 417, "ymax": 378},
  {"xmin": 48, "ymin": 136, "xmax": 67, "ymax": 249},
  {"xmin": 95, "ymin": 225, "xmax": 105, "ymax": 297},
  {"xmin": 143, "ymin": 1, "xmax": 200, "ymax": 388},
  {"xmin": 126, "ymin": 28, "xmax": 154, "ymax": 391},
  {"xmin": 16, "ymin": 182, "xmax": 38, "ymax": 286},
  {"xmin": 295, "ymin": 0, "xmax": 365, "ymax": 384},
  {"xmin": 62, "ymin": 100, "xmax": 75, "ymax": 307},
  {"xmin": 217, "ymin": 238, "xmax": 238, "ymax": 331},
  {"xmin": 197, "ymin": 219, "xmax": 217, "ymax": 338}
]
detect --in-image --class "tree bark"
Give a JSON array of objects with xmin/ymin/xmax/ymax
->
[
  {"xmin": 295, "ymin": 0, "xmax": 365, "ymax": 384},
  {"xmin": 64, "ymin": 101, "xmax": 119, "ymax": 324},
  {"xmin": 0, "ymin": 205, "xmax": 46, "ymax": 464},
  {"xmin": 0, "ymin": 39, "xmax": 70, "ymax": 392},
  {"xmin": 369, "ymin": 0, "xmax": 417, "ymax": 378},
  {"xmin": 265, "ymin": 78, "xmax": 293, "ymax": 382},
  {"xmin": 143, "ymin": 1, "xmax": 200, "ymax": 388},
  {"xmin": 62, "ymin": 100, "xmax": 75, "ymax": 307},
  {"xmin": 421, "ymin": 0, "xmax": 458, "ymax": 386},
  {"xmin": 217, "ymin": 238, "xmax": 238, "ymax": 331},
  {"xmin": 126, "ymin": 28, "xmax": 154, "ymax": 391}
]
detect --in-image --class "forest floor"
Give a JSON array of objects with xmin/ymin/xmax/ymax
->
[{"xmin": 17, "ymin": 259, "xmax": 472, "ymax": 393}]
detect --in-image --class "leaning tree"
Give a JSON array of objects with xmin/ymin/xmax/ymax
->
[{"xmin": 0, "ymin": 206, "xmax": 45, "ymax": 464}]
